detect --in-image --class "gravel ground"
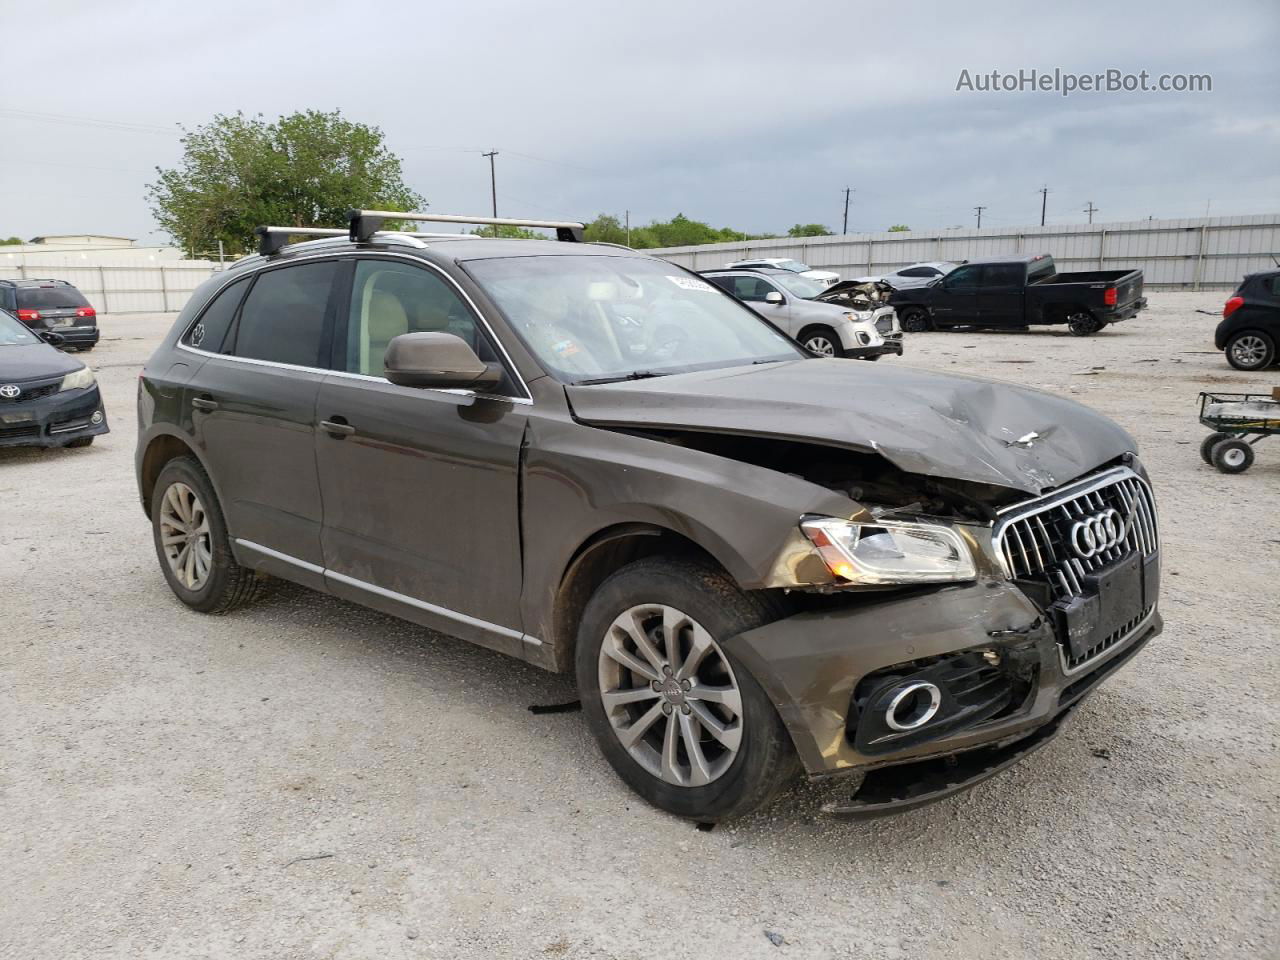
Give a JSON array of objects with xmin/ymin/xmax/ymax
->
[{"xmin": 2, "ymin": 293, "xmax": 1276, "ymax": 960}]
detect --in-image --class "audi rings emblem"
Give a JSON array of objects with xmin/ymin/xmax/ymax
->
[
  {"xmin": 0, "ymin": 384, "xmax": 19, "ymax": 399},
  {"xmin": 1069, "ymin": 508, "xmax": 1126, "ymax": 559}
]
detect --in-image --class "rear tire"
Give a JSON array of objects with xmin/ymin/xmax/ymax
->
[
  {"xmin": 151, "ymin": 456, "xmax": 264, "ymax": 614},
  {"xmin": 1211, "ymin": 438, "xmax": 1254, "ymax": 474},
  {"xmin": 1200, "ymin": 432, "xmax": 1229, "ymax": 464},
  {"xmin": 575, "ymin": 557, "xmax": 798, "ymax": 821},
  {"xmin": 797, "ymin": 325, "xmax": 842, "ymax": 358},
  {"xmin": 1067, "ymin": 311, "xmax": 1101, "ymax": 336},
  {"xmin": 1225, "ymin": 331, "xmax": 1275, "ymax": 370},
  {"xmin": 900, "ymin": 308, "xmax": 931, "ymax": 333}
]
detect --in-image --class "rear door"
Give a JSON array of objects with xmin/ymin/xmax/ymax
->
[
  {"xmin": 929, "ymin": 264, "xmax": 981, "ymax": 325},
  {"xmin": 977, "ymin": 263, "xmax": 1025, "ymax": 326},
  {"xmin": 313, "ymin": 256, "xmax": 529, "ymax": 656},
  {"xmin": 184, "ymin": 258, "xmax": 340, "ymax": 586}
]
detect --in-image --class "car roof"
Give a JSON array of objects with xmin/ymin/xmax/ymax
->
[
  {"xmin": 959, "ymin": 254, "xmax": 1053, "ymax": 266},
  {"xmin": 0, "ymin": 278, "xmax": 77, "ymax": 287}
]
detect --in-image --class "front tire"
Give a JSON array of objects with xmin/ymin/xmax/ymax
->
[
  {"xmin": 900, "ymin": 308, "xmax": 931, "ymax": 333},
  {"xmin": 151, "ymin": 456, "xmax": 263, "ymax": 614},
  {"xmin": 797, "ymin": 325, "xmax": 842, "ymax": 357},
  {"xmin": 1225, "ymin": 331, "xmax": 1275, "ymax": 370},
  {"xmin": 575, "ymin": 557, "xmax": 798, "ymax": 821}
]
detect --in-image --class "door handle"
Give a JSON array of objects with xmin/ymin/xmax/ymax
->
[
  {"xmin": 191, "ymin": 397, "xmax": 219, "ymax": 411},
  {"xmin": 320, "ymin": 417, "xmax": 355, "ymax": 438}
]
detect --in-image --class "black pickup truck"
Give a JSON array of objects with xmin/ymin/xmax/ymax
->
[{"xmin": 891, "ymin": 254, "xmax": 1146, "ymax": 336}]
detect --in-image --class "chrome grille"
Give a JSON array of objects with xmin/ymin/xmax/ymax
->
[{"xmin": 994, "ymin": 468, "xmax": 1159, "ymax": 603}]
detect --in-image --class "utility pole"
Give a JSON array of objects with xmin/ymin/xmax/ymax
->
[
  {"xmin": 1083, "ymin": 201, "xmax": 1098, "ymax": 224},
  {"xmin": 973, "ymin": 205, "xmax": 986, "ymax": 229},
  {"xmin": 842, "ymin": 187, "xmax": 852, "ymax": 235},
  {"xmin": 482, "ymin": 150, "xmax": 499, "ymax": 237},
  {"xmin": 625, "ymin": 209, "xmax": 630, "ymax": 246},
  {"xmin": 1038, "ymin": 185, "xmax": 1049, "ymax": 226}
]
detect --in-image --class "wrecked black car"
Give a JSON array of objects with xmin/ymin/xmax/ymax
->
[{"xmin": 135, "ymin": 211, "xmax": 1161, "ymax": 821}]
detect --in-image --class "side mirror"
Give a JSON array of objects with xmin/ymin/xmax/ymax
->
[
  {"xmin": 763, "ymin": 291, "xmax": 784, "ymax": 305},
  {"xmin": 384, "ymin": 332, "xmax": 504, "ymax": 391},
  {"xmin": 40, "ymin": 330, "xmax": 66, "ymax": 347}
]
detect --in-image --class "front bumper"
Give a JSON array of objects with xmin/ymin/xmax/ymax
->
[
  {"xmin": 0, "ymin": 384, "xmax": 110, "ymax": 448},
  {"xmin": 845, "ymin": 338, "xmax": 903, "ymax": 360},
  {"xmin": 724, "ymin": 578, "xmax": 1161, "ymax": 810}
]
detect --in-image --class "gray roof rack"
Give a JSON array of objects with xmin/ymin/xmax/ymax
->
[
  {"xmin": 346, "ymin": 209, "xmax": 585, "ymax": 244},
  {"xmin": 254, "ymin": 226, "xmax": 349, "ymax": 257}
]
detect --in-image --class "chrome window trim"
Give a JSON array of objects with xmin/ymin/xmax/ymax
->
[
  {"xmin": 176, "ymin": 248, "xmax": 533, "ymax": 404},
  {"xmin": 234, "ymin": 538, "xmax": 534, "ymax": 644}
]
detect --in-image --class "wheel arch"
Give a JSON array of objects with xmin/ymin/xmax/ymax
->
[
  {"xmin": 544, "ymin": 522, "xmax": 739, "ymax": 673},
  {"xmin": 138, "ymin": 429, "xmax": 214, "ymax": 519}
]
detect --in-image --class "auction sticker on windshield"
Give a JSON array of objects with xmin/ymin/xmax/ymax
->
[{"xmin": 666, "ymin": 276, "xmax": 716, "ymax": 292}]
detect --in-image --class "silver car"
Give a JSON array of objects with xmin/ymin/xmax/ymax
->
[
  {"xmin": 723, "ymin": 257, "xmax": 840, "ymax": 287},
  {"xmin": 855, "ymin": 261, "xmax": 962, "ymax": 290},
  {"xmin": 702, "ymin": 268, "xmax": 902, "ymax": 360}
]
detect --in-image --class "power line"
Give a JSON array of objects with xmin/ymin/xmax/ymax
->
[{"xmin": 0, "ymin": 107, "xmax": 178, "ymax": 135}]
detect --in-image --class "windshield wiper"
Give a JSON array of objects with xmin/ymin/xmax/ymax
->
[{"xmin": 575, "ymin": 371, "xmax": 667, "ymax": 385}]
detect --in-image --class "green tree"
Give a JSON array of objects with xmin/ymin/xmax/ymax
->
[
  {"xmin": 787, "ymin": 223, "xmax": 833, "ymax": 237},
  {"xmin": 466, "ymin": 224, "xmax": 549, "ymax": 240},
  {"xmin": 0, "ymin": 236, "xmax": 23, "ymax": 245},
  {"xmin": 888, "ymin": 224, "xmax": 911, "ymax": 232},
  {"xmin": 146, "ymin": 110, "xmax": 424, "ymax": 255},
  {"xmin": 582, "ymin": 214, "xmax": 628, "ymax": 245}
]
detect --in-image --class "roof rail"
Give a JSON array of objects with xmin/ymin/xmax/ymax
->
[
  {"xmin": 346, "ymin": 209, "xmax": 585, "ymax": 244},
  {"xmin": 253, "ymin": 226, "xmax": 349, "ymax": 257}
]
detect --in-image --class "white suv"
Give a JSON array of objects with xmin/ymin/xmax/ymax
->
[{"xmin": 724, "ymin": 257, "xmax": 839, "ymax": 287}]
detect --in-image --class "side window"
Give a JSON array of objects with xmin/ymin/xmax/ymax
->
[
  {"xmin": 1267, "ymin": 276, "xmax": 1280, "ymax": 298},
  {"xmin": 982, "ymin": 264, "xmax": 1024, "ymax": 287},
  {"xmin": 344, "ymin": 259, "xmax": 497, "ymax": 378},
  {"xmin": 706, "ymin": 275, "xmax": 735, "ymax": 294},
  {"xmin": 729, "ymin": 277, "xmax": 775, "ymax": 302},
  {"xmin": 184, "ymin": 277, "xmax": 249, "ymax": 352},
  {"xmin": 232, "ymin": 261, "xmax": 338, "ymax": 367},
  {"xmin": 944, "ymin": 265, "xmax": 981, "ymax": 290},
  {"xmin": 899, "ymin": 267, "xmax": 929, "ymax": 278}
]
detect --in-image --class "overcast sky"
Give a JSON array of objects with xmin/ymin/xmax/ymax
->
[{"xmin": 2, "ymin": 0, "xmax": 1277, "ymax": 244}]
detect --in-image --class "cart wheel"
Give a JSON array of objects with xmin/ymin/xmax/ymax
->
[
  {"xmin": 1211, "ymin": 438, "xmax": 1254, "ymax": 474},
  {"xmin": 1200, "ymin": 432, "xmax": 1229, "ymax": 464}
]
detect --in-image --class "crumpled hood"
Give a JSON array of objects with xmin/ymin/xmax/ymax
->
[{"xmin": 565, "ymin": 359, "xmax": 1136, "ymax": 495}]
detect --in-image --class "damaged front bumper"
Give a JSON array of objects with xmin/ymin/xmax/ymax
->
[{"xmin": 724, "ymin": 577, "xmax": 1161, "ymax": 815}]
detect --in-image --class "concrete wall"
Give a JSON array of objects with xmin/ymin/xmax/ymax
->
[{"xmin": 647, "ymin": 214, "xmax": 1280, "ymax": 290}]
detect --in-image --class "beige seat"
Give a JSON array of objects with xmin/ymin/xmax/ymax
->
[{"xmin": 364, "ymin": 289, "xmax": 410, "ymax": 375}]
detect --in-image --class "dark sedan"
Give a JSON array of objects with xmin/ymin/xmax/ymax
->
[
  {"xmin": 1215, "ymin": 269, "xmax": 1279, "ymax": 370},
  {"xmin": 0, "ymin": 308, "xmax": 109, "ymax": 449}
]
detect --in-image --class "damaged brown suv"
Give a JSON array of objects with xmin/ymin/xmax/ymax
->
[{"xmin": 135, "ymin": 211, "xmax": 1162, "ymax": 821}]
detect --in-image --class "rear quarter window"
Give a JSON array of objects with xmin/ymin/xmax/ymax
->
[{"xmin": 184, "ymin": 276, "xmax": 250, "ymax": 352}]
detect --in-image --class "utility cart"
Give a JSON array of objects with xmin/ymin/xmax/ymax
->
[{"xmin": 1198, "ymin": 391, "xmax": 1280, "ymax": 473}]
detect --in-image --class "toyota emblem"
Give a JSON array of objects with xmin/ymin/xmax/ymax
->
[
  {"xmin": 1069, "ymin": 508, "xmax": 1127, "ymax": 559},
  {"xmin": 0, "ymin": 384, "xmax": 19, "ymax": 399}
]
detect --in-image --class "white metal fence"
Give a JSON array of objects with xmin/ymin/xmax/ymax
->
[
  {"xmin": 648, "ymin": 214, "xmax": 1280, "ymax": 290},
  {"xmin": 0, "ymin": 263, "xmax": 219, "ymax": 314}
]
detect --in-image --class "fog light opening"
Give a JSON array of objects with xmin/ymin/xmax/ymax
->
[
  {"xmin": 90, "ymin": 410, "xmax": 104, "ymax": 425},
  {"xmin": 885, "ymin": 682, "xmax": 942, "ymax": 731}
]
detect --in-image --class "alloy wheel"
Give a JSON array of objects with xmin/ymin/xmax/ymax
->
[
  {"xmin": 159, "ymin": 481, "xmax": 213, "ymax": 591},
  {"xmin": 804, "ymin": 335, "xmax": 837, "ymax": 357},
  {"xmin": 597, "ymin": 604, "xmax": 744, "ymax": 787},
  {"xmin": 1229, "ymin": 334, "xmax": 1268, "ymax": 368}
]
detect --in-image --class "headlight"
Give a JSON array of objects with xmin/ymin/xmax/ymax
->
[
  {"xmin": 800, "ymin": 516, "xmax": 977, "ymax": 585},
  {"xmin": 844, "ymin": 311, "xmax": 873, "ymax": 322},
  {"xmin": 58, "ymin": 366, "xmax": 96, "ymax": 392}
]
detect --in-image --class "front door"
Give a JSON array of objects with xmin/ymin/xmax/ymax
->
[
  {"xmin": 186, "ymin": 259, "xmax": 340, "ymax": 585},
  {"xmin": 727, "ymin": 275, "xmax": 793, "ymax": 335},
  {"xmin": 314, "ymin": 257, "xmax": 529, "ymax": 656},
  {"xmin": 928, "ymin": 263, "xmax": 981, "ymax": 326}
]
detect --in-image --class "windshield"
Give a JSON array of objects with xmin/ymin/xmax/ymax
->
[
  {"xmin": 0, "ymin": 308, "xmax": 39, "ymax": 345},
  {"xmin": 772, "ymin": 273, "xmax": 827, "ymax": 299},
  {"xmin": 465, "ymin": 255, "xmax": 804, "ymax": 383},
  {"xmin": 774, "ymin": 259, "xmax": 811, "ymax": 273}
]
